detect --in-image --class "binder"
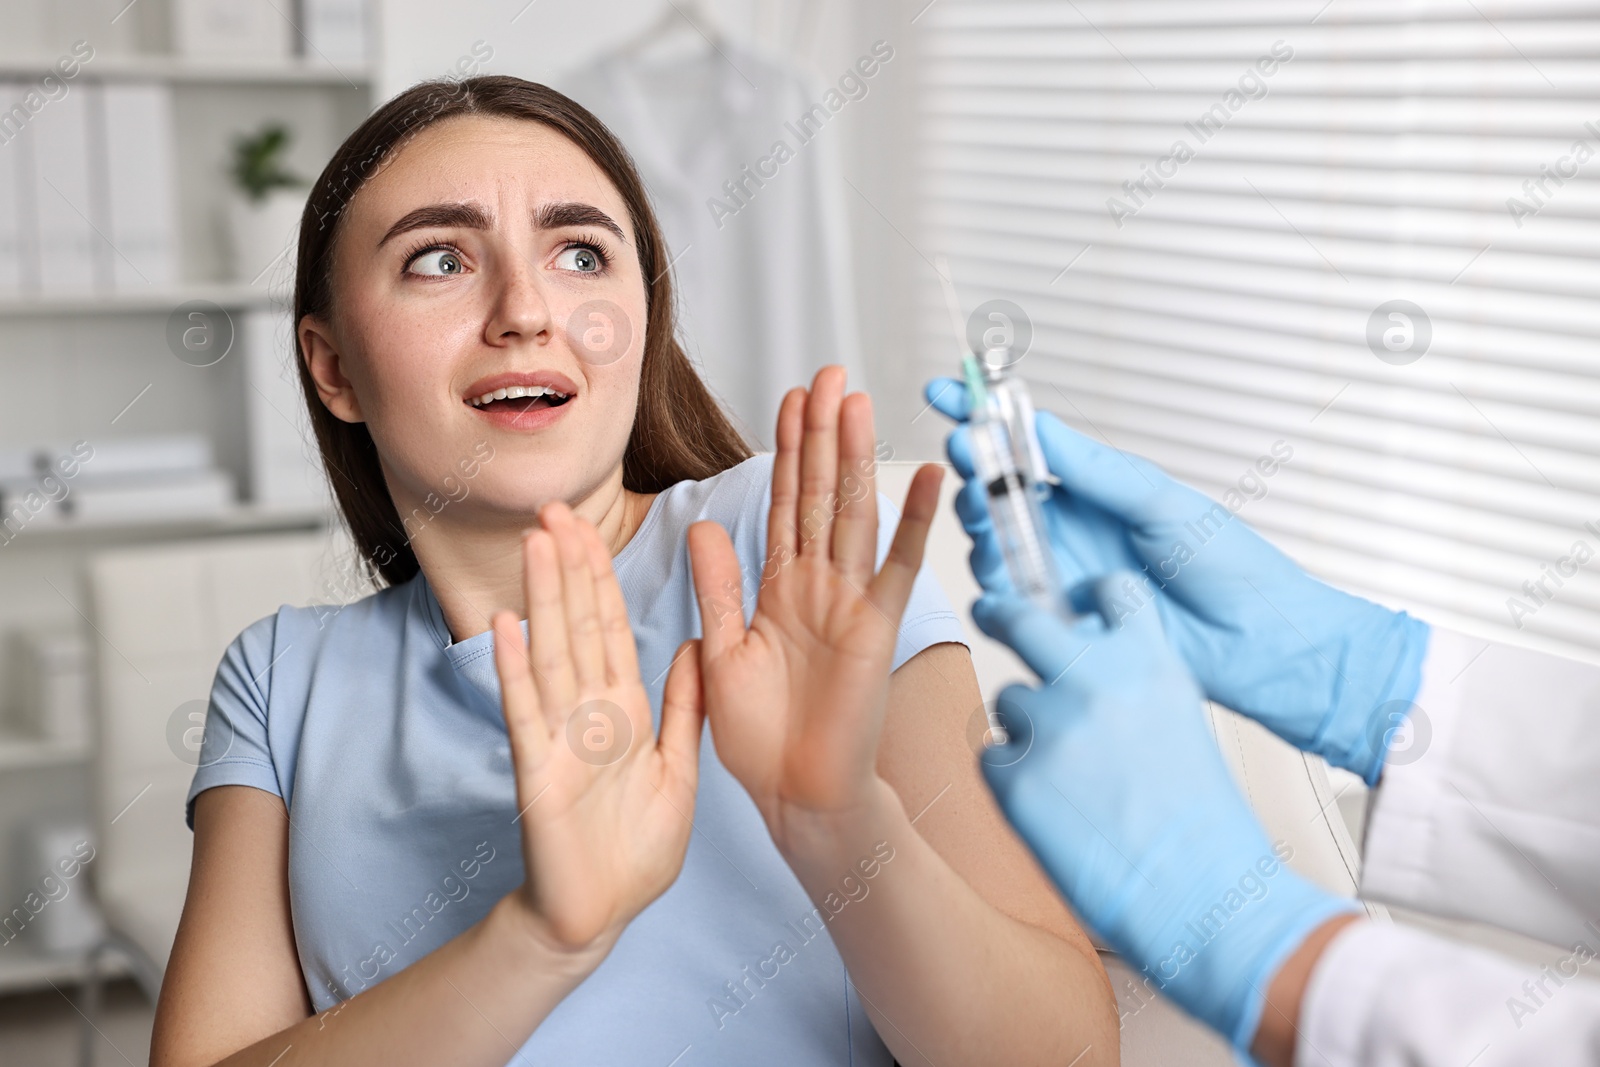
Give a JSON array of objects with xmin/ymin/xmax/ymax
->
[
  {"xmin": 99, "ymin": 82, "xmax": 178, "ymax": 289},
  {"xmin": 303, "ymin": 0, "xmax": 370, "ymax": 66},
  {"xmin": 58, "ymin": 469, "xmax": 235, "ymax": 523},
  {"xmin": 171, "ymin": 0, "xmax": 292, "ymax": 61},
  {"xmin": 40, "ymin": 434, "xmax": 212, "ymax": 478},
  {"xmin": 28, "ymin": 84, "xmax": 97, "ymax": 294},
  {"xmin": 0, "ymin": 83, "xmax": 22, "ymax": 296},
  {"xmin": 1, "ymin": 80, "xmax": 41, "ymax": 296}
]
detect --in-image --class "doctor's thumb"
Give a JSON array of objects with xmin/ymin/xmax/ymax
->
[{"xmin": 975, "ymin": 684, "xmax": 1044, "ymax": 805}]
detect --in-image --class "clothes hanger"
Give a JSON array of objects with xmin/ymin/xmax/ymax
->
[{"xmin": 613, "ymin": 0, "xmax": 726, "ymax": 59}]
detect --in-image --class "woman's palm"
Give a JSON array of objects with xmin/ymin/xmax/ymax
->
[
  {"xmin": 492, "ymin": 504, "xmax": 703, "ymax": 953},
  {"xmin": 701, "ymin": 553, "xmax": 896, "ymax": 816},
  {"xmin": 688, "ymin": 368, "xmax": 943, "ymax": 840}
]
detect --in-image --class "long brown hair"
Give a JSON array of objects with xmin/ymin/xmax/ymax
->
[{"xmin": 293, "ymin": 75, "xmax": 751, "ymax": 588}]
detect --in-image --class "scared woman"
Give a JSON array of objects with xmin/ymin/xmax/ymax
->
[{"xmin": 151, "ymin": 76, "xmax": 1117, "ymax": 1067}]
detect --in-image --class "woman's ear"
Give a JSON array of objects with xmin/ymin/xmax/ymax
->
[{"xmin": 299, "ymin": 314, "xmax": 364, "ymax": 424}]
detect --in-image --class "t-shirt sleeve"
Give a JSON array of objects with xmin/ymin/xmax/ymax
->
[
  {"xmin": 873, "ymin": 490, "xmax": 968, "ymax": 671},
  {"xmin": 185, "ymin": 612, "xmax": 285, "ymax": 831}
]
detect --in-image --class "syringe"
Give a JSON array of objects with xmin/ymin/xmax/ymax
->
[
  {"xmin": 934, "ymin": 260, "xmax": 1069, "ymax": 619},
  {"xmin": 961, "ymin": 353, "xmax": 1067, "ymax": 612}
]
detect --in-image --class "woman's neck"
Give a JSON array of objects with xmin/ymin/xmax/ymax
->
[{"xmin": 402, "ymin": 467, "xmax": 656, "ymax": 645}]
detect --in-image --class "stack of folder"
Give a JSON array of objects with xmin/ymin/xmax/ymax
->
[{"xmin": 0, "ymin": 434, "xmax": 234, "ymax": 532}]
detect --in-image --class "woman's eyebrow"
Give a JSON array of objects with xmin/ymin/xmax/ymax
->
[
  {"xmin": 378, "ymin": 202, "xmax": 493, "ymax": 248},
  {"xmin": 534, "ymin": 201, "xmax": 627, "ymax": 243}
]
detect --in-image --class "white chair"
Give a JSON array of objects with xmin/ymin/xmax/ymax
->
[
  {"xmin": 877, "ymin": 461, "xmax": 1380, "ymax": 1064},
  {"xmin": 79, "ymin": 528, "xmax": 349, "ymax": 1062}
]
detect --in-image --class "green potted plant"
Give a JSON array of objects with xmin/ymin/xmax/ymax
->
[{"xmin": 226, "ymin": 123, "xmax": 307, "ymax": 285}]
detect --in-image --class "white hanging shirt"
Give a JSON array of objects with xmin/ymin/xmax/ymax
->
[
  {"xmin": 1299, "ymin": 626, "xmax": 1600, "ymax": 1066},
  {"xmin": 562, "ymin": 42, "xmax": 866, "ymax": 446}
]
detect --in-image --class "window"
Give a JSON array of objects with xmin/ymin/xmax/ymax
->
[{"xmin": 919, "ymin": 0, "xmax": 1600, "ymax": 661}]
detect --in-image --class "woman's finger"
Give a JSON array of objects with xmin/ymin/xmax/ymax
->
[
  {"xmin": 492, "ymin": 609, "xmax": 550, "ymax": 780},
  {"xmin": 524, "ymin": 526, "xmax": 577, "ymax": 716},
  {"xmin": 657, "ymin": 639, "xmax": 706, "ymax": 793},
  {"xmin": 687, "ymin": 520, "xmax": 747, "ymax": 660},
  {"xmin": 831, "ymin": 391, "xmax": 879, "ymax": 585},
  {"xmin": 579, "ymin": 518, "xmax": 640, "ymax": 685},
  {"xmin": 543, "ymin": 503, "xmax": 606, "ymax": 691},
  {"xmin": 797, "ymin": 366, "xmax": 845, "ymax": 558},
  {"xmin": 767, "ymin": 387, "xmax": 805, "ymax": 565},
  {"xmin": 868, "ymin": 463, "xmax": 944, "ymax": 623}
]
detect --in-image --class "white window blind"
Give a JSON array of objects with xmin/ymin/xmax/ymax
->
[{"xmin": 918, "ymin": 0, "xmax": 1600, "ymax": 663}]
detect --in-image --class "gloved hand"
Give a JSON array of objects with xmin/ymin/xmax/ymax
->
[
  {"xmin": 927, "ymin": 378, "xmax": 1430, "ymax": 786},
  {"xmin": 975, "ymin": 573, "xmax": 1362, "ymax": 1051}
]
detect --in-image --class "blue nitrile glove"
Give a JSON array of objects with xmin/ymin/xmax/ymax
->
[
  {"xmin": 976, "ymin": 572, "xmax": 1362, "ymax": 1053},
  {"xmin": 926, "ymin": 377, "xmax": 1430, "ymax": 786}
]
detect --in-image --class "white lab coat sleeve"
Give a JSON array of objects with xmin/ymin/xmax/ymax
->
[
  {"xmin": 1296, "ymin": 920, "xmax": 1600, "ymax": 1067},
  {"xmin": 1293, "ymin": 626, "xmax": 1600, "ymax": 1067},
  {"xmin": 1359, "ymin": 625, "xmax": 1600, "ymax": 949}
]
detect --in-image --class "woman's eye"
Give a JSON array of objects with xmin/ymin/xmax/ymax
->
[
  {"xmin": 409, "ymin": 249, "xmax": 465, "ymax": 276},
  {"xmin": 555, "ymin": 246, "xmax": 602, "ymax": 273}
]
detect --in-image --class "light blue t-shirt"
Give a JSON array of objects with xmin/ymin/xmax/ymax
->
[{"xmin": 186, "ymin": 453, "xmax": 966, "ymax": 1067}]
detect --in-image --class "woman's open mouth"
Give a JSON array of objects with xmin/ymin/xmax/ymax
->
[
  {"xmin": 462, "ymin": 372, "xmax": 579, "ymax": 432},
  {"xmin": 466, "ymin": 384, "xmax": 573, "ymax": 416}
]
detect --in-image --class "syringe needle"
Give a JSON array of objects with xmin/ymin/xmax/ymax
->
[{"xmin": 934, "ymin": 255, "xmax": 973, "ymax": 359}]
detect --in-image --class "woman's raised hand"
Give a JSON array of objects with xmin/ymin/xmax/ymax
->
[
  {"xmin": 492, "ymin": 503, "xmax": 705, "ymax": 958},
  {"xmin": 687, "ymin": 366, "xmax": 944, "ymax": 848}
]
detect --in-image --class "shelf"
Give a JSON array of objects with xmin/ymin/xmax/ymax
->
[
  {"xmin": 0, "ymin": 731, "xmax": 88, "ymax": 772},
  {"xmin": 2, "ymin": 502, "xmax": 334, "ymax": 547},
  {"xmin": 0, "ymin": 946, "xmax": 129, "ymax": 997},
  {"xmin": 0, "ymin": 282, "xmax": 287, "ymax": 317},
  {"xmin": 0, "ymin": 53, "xmax": 371, "ymax": 87}
]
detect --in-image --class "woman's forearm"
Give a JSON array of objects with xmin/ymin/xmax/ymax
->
[
  {"xmin": 199, "ymin": 895, "xmax": 599, "ymax": 1067},
  {"xmin": 777, "ymin": 779, "xmax": 1119, "ymax": 1067}
]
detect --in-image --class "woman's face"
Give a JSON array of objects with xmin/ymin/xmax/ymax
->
[{"xmin": 305, "ymin": 114, "xmax": 648, "ymax": 524}]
